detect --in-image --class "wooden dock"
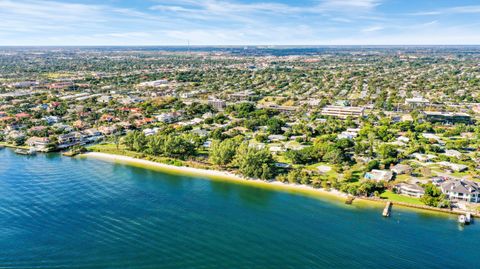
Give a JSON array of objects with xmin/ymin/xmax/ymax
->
[{"xmin": 383, "ymin": 202, "xmax": 392, "ymax": 217}]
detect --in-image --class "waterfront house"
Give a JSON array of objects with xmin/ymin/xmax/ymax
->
[
  {"xmin": 58, "ymin": 132, "xmax": 84, "ymax": 149},
  {"xmin": 395, "ymin": 183, "xmax": 425, "ymax": 198},
  {"xmin": 364, "ymin": 169, "xmax": 393, "ymax": 182},
  {"xmin": 6, "ymin": 130, "xmax": 25, "ymax": 141},
  {"xmin": 441, "ymin": 180, "xmax": 480, "ymax": 203},
  {"xmin": 83, "ymin": 128, "xmax": 104, "ymax": 142},
  {"xmin": 26, "ymin": 137, "xmax": 51, "ymax": 151}
]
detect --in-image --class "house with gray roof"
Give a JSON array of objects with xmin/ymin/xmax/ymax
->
[
  {"xmin": 395, "ymin": 183, "xmax": 425, "ymax": 198},
  {"xmin": 391, "ymin": 164, "xmax": 412, "ymax": 175},
  {"xmin": 441, "ymin": 180, "xmax": 480, "ymax": 203}
]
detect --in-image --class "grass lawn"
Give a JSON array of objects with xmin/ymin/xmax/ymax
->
[
  {"xmin": 0, "ymin": 142, "xmax": 29, "ymax": 150},
  {"xmin": 87, "ymin": 143, "xmax": 223, "ymax": 170},
  {"xmin": 450, "ymin": 171, "xmax": 470, "ymax": 178},
  {"xmin": 305, "ymin": 162, "xmax": 340, "ymax": 179},
  {"xmin": 88, "ymin": 143, "xmax": 142, "ymax": 157},
  {"xmin": 380, "ymin": 190, "xmax": 424, "ymax": 205},
  {"xmin": 87, "ymin": 143, "xmax": 183, "ymax": 164},
  {"xmin": 274, "ymin": 154, "xmax": 291, "ymax": 164}
]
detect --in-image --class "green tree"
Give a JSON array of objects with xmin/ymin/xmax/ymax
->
[
  {"xmin": 209, "ymin": 138, "xmax": 239, "ymax": 166},
  {"xmin": 234, "ymin": 143, "xmax": 275, "ymax": 180},
  {"xmin": 267, "ymin": 117, "xmax": 284, "ymax": 134},
  {"xmin": 377, "ymin": 144, "xmax": 398, "ymax": 160},
  {"xmin": 162, "ymin": 134, "xmax": 196, "ymax": 159},
  {"xmin": 420, "ymin": 183, "xmax": 448, "ymax": 208},
  {"xmin": 123, "ymin": 131, "xmax": 138, "ymax": 150},
  {"xmin": 133, "ymin": 132, "xmax": 147, "ymax": 152}
]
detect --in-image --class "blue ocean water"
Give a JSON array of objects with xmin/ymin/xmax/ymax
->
[{"xmin": 0, "ymin": 149, "xmax": 478, "ymax": 269}]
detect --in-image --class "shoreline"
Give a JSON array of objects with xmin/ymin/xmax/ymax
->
[
  {"xmin": 79, "ymin": 151, "xmax": 467, "ymax": 218},
  {"xmin": 79, "ymin": 152, "xmax": 351, "ymax": 203}
]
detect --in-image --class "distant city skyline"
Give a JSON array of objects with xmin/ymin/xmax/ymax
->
[{"xmin": 1, "ymin": 0, "xmax": 480, "ymax": 46}]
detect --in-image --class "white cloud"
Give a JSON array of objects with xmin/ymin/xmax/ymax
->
[
  {"xmin": 411, "ymin": 5, "xmax": 480, "ymax": 16},
  {"xmin": 0, "ymin": 0, "xmax": 479, "ymax": 46},
  {"xmin": 318, "ymin": 0, "xmax": 381, "ymax": 11},
  {"xmin": 150, "ymin": 0, "xmax": 382, "ymax": 17},
  {"xmin": 361, "ymin": 25, "xmax": 384, "ymax": 32},
  {"xmin": 0, "ymin": 0, "xmax": 171, "ymax": 34},
  {"xmin": 0, "ymin": 0, "xmax": 106, "ymax": 23}
]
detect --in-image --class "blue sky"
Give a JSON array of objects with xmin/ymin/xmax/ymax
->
[{"xmin": 1, "ymin": 0, "xmax": 480, "ymax": 45}]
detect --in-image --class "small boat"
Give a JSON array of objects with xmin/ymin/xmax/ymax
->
[
  {"xmin": 62, "ymin": 151, "xmax": 77, "ymax": 157},
  {"xmin": 15, "ymin": 148, "xmax": 36, "ymax": 155},
  {"xmin": 465, "ymin": 213, "xmax": 472, "ymax": 224},
  {"xmin": 458, "ymin": 215, "xmax": 466, "ymax": 225}
]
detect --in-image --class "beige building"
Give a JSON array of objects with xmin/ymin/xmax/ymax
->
[{"xmin": 321, "ymin": 106, "xmax": 364, "ymax": 118}]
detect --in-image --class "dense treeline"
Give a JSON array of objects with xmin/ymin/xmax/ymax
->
[{"xmin": 123, "ymin": 131, "xmax": 199, "ymax": 160}]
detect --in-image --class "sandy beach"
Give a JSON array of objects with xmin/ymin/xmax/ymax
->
[
  {"xmin": 80, "ymin": 152, "xmax": 350, "ymax": 202},
  {"xmin": 80, "ymin": 152, "xmax": 473, "ymax": 217}
]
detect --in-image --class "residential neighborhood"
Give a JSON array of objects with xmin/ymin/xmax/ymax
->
[{"xmin": 1, "ymin": 46, "xmax": 480, "ymax": 214}]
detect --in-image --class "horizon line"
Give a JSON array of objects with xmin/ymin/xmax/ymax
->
[{"xmin": 1, "ymin": 44, "xmax": 480, "ymax": 48}]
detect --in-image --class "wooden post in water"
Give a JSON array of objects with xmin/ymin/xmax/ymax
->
[
  {"xmin": 345, "ymin": 196, "xmax": 355, "ymax": 205},
  {"xmin": 383, "ymin": 201, "xmax": 392, "ymax": 217}
]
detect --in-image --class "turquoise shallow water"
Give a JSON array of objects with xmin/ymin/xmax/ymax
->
[{"xmin": 0, "ymin": 148, "xmax": 479, "ymax": 269}]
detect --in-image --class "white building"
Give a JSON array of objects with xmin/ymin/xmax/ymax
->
[
  {"xmin": 405, "ymin": 97, "xmax": 429, "ymax": 107},
  {"xmin": 138, "ymin": 80, "xmax": 168, "ymax": 88},
  {"xmin": 395, "ymin": 183, "xmax": 425, "ymax": 198},
  {"xmin": 364, "ymin": 169, "xmax": 393, "ymax": 182},
  {"xmin": 441, "ymin": 180, "xmax": 480, "ymax": 203},
  {"xmin": 321, "ymin": 105, "xmax": 364, "ymax": 119},
  {"xmin": 154, "ymin": 112, "xmax": 180, "ymax": 123},
  {"xmin": 437, "ymin": 161, "xmax": 468, "ymax": 172}
]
